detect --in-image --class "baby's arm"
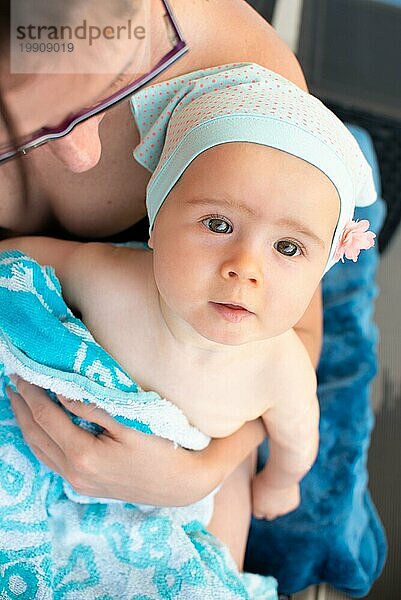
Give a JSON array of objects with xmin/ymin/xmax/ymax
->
[
  {"xmin": 0, "ymin": 236, "xmax": 125, "ymax": 318},
  {"xmin": 0, "ymin": 236, "xmax": 86, "ymax": 309},
  {"xmin": 252, "ymin": 329, "xmax": 319, "ymax": 520}
]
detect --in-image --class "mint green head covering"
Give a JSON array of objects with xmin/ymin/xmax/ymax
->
[{"xmin": 131, "ymin": 63, "xmax": 376, "ymax": 273}]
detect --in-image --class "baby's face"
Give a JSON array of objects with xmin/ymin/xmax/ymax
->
[{"xmin": 149, "ymin": 143, "xmax": 340, "ymax": 346}]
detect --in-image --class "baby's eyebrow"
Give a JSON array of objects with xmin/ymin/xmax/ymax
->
[
  {"xmin": 187, "ymin": 196, "xmax": 257, "ymax": 217},
  {"xmin": 188, "ymin": 197, "xmax": 326, "ymax": 248},
  {"xmin": 274, "ymin": 217, "xmax": 326, "ymax": 248}
]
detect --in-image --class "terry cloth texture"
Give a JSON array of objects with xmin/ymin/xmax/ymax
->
[
  {"xmin": 0, "ymin": 248, "xmax": 277, "ymax": 599},
  {"xmin": 245, "ymin": 126, "xmax": 387, "ymax": 597},
  {"xmin": 131, "ymin": 63, "xmax": 377, "ymax": 274}
]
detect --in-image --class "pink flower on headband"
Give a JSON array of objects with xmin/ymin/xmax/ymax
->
[{"xmin": 334, "ymin": 219, "xmax": 376, "ymax": 263}]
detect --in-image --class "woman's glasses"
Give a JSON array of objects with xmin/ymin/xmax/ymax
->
[{"xmin": 0, "ymin": 0, "xmax": 187, "ymax": 164}]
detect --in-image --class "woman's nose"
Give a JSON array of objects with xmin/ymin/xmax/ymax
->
[
  {"xmin": 45, "ymin": 114, "xmax": 104, "ymax": 173},
  {"xmin": 220, "ymin": 250, "xmax": 264, "ymax": 286}
]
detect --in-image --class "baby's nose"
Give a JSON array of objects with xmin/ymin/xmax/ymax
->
[{"xmin": 220, "ymin": 252, "xmax": 263, "ymax": 285}]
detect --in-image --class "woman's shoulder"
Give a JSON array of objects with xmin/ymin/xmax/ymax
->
[{"xmin": 164, "ymin": 0, "xmax": 307, "ymax": 91}]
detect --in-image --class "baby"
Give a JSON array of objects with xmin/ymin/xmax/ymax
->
[{"xmin": 1, "ymin": 64, "xmax": 376, "ymax": 561}]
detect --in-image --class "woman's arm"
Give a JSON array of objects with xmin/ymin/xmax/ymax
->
[{"xmin": 7, "ymin": 379, "xmax": 266, "ymax": 505}]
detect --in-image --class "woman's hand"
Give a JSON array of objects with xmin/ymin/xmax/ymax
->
[
  {"xmin": 7, "ymin": 378, "xmax": 266, "ymax": 506},
  {"xmin": 7, "ymin": 378, "xmax": 201, "ymax": 505}
]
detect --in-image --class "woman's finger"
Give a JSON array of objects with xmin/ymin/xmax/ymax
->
[
  {"xmin": 12, "ymin": 379, "xmax": 95, "ymax": 455},
  {"xmin": 7, "ymin": 387, "xmax": 66, "ymax": 471},
  {"xmin": 27, "ymin": 443, "xmax": 63, "ymax": 476},
  {"xmin": 57, "ymin": 394, "xmax": 125, "ymax": 438}
]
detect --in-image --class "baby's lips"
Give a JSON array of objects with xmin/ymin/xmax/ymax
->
[{"xmin": 213, "ymin": 300, "xmax": 254, "ymax": 313}]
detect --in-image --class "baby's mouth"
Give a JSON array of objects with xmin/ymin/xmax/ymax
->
[
  {"xmin": 210, "ymin": 302, "xmax": 254, "ymax": 323},
  {"xmin": 221, "ymin": 303, "xmax": 248, "ymax": 310}
]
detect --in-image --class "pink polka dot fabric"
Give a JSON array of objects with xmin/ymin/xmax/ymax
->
[{"xmin": 131, "ymin": 63, "xmax": 377, "ymax": 273}]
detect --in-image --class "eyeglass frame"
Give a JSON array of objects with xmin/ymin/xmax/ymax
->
[{"xmin": 0, "ymin": 0, "xmax": 188, "ymax": 164}]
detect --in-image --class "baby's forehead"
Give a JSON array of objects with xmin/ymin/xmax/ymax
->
[
  {"xmin": 171, "ymin": 145, "xmax": 339, "ymax": 226},
  {"xmin": 176, "ymin": 143, "xmax": 340, "ymax": 199}
]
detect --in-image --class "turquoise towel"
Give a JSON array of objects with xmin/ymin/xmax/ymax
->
[{"xmin": 0, "ymin": 250, "xmax": 277, "ymax": 599}]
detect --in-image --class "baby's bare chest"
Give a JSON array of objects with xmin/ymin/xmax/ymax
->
[
  {"xmin": 115, "ymin": 343, "xmax": 273, "ymax": 437},
  {"xmin": 159, "ymin": 363, "xmax": 268, "ymax": 436},
  {"xmin": 93, "ymin": 331, "xmax": 270, "ymax": 437}
]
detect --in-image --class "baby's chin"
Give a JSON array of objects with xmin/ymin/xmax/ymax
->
[{"xmin": 194, "ymin": 324, "xmax": 277, "ymax": 348}]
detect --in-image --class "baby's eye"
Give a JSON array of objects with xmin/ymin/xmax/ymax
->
[
  {"xmin": 202, "ymin": 217, "xmax": 233, "ymax": 234},
  {"xmin": 274, "ymin": 240, "xmax": 301, "ymax": 257}
]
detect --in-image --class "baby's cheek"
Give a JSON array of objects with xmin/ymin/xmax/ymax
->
[
  {"xmin": 274, "ymin": 291, "xmax": 311, "ymax": 331},
  {"xmin": 153, "ymin": 253, "xmax": 192, "ymax": 312}
]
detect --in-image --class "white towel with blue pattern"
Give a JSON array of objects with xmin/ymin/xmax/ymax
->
[{"xmin": 0, "ymin": 250, "xmax": 277, "ymax": 600}]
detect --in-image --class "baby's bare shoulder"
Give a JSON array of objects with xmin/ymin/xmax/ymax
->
[
  {"xmin": 70, "ymin": 243, "xmax": 153, "ymax": 315},
  {"xmin": 76, "ymin": 242, "xmax": 150, "ymax": 280}
]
